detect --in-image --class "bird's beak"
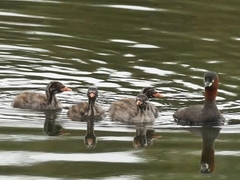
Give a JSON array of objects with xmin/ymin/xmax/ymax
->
[
  {"xmin": 89, "ymin": 92, "xmax": 96, "ymax": 98},
  {"xmin": 153, "ymin": 92, "xmax": 164, "ymax": 98},
  {"xmin": 136, "ymin": 100, "xmax": 143, "ymax": 106},
  {"xmin": 61, "ymin": 87, "xmax": 72, "ymax": 91}
]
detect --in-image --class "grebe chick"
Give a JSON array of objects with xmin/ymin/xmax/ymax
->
[
  {"xmin": 68, "ymin": 87, "xmax": 105, "ymax": 121},
  {"xmin": 109, "ymin": 87, "xmax": 162, "ymax": 121},
  {"xmin": 111, "ymin": 94, "xmax": 158, "ymax": 124},
  {"xmin": 12, "ymin": 81, "xmax": 72, "ymax": 110}
]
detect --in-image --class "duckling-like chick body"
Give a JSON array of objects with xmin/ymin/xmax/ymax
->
[
  {"xmin": 112, "ymin": 94, "xmax": 158, "ymax": 123},
  {"xmin": 12, "ymin": 81, "xmax": 72, "ymax": 110},
  {"xmin": 68, "ymin": 87, "xmax": 105, "ymax": 121},
  {"xmin": 109, "ymin": 87, "xmax": 162, "ymax": 122},
  {"xmin": 173, "ymin": 72, "xmax": 226, "ymax": 125}
]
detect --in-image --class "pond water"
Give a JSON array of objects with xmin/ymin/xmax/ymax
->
[{"xmin": 0, "ymin": 0, "xmax": 240, "ymax": 179}]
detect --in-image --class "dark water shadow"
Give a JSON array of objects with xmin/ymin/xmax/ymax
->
[
  {"xmin": 84, "ymin": 118, "xmax": 97, "ymax": 149},
  {"xmin": 43, "ymin": 109, "xmax": 99, "ymax": 149},
  {"xmin": 188, "ymin": 126, "xmax": 221, "ymax": 174},
  {"xmin": 43, "ymin": 111, "xmax": 65, "ymax": 136},
  {"xmin": 133, "ymin": 123, "xmax": 159, "ymax": 148}
]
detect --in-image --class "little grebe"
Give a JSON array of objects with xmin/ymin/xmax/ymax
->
[
  {"xmin": 12, "ymin": 81, "xmax": 72, "ymax": 110},
  {"xmin": 109, "ymin": 87, "xmax": 162, "ymax": 121},
  {"xmin": 173, "ymin": 71, "xmax": 226, "ymax": 125},
  {"xmin": 110, "ymin": 94, "xmax": 158, "ymax": 123},
  {"xmin": 67, "ymin": 87, "xmax": 105, "ymax": 121}
]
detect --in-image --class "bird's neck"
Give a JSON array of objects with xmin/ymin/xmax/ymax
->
[
  {"xmin": 47, "ymin": 92, "xmax": 55, "ymax": 104},
  {"xmin": 87, "ymin": 98, "xmax": 96, "ymax": 116},
  {"xmin": 46, "ymin": 92, "xmax": 59, "ymax": 110},
  {"xmin": 204, "ymin": 88, "xmax": 217, "ymax": 101},
  {"xmin": 137, "ymin": 103, "xmax": 147, "ymax": 113}
]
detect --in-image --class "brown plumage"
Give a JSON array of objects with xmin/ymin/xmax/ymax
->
[
  {"xmin": 109, "ymin": 87, "xmax": 162, "ymax": 122},
  {"xmin": 67, "ymin": 87, "xmax": 105, "ymax": 121},
  {"xmin": 110, "ymin": 94, "xmax": 159, "ymax": 123},
  {"xmin": 173, "ymin": 71, "xmax": 226, "ymax": 125},
  {"xmin": 11, "ymin": 81, "xmax": 72, "ymax": 110}
]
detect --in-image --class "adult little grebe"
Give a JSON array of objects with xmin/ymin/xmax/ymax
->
[
  {"xmin": 109, "ymin": 87, "xmax": 162, "ymax": 121},
  {"xmin": 173, "ymin": 71, "xmax": 226, "ymax": 125},
  {"xmin": 12, "ymin": 81, "xmax": 72, "ymax": 110},
  {"xmin": 67, "ymin": 87, "xmax": 105, "ymax": 121}
]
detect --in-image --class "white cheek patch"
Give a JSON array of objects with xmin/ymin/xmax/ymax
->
[
  {"xmin": 209, "ymin": 79, "xmax": 215, "ymax": 87},
  {"xmin": 205, "ymin": 79, "xmax": 215, "ymax": 87}
]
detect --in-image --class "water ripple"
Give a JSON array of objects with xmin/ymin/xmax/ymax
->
[
  {"xmin": 0, "ymin": 151, "xmax": 145, "ymax": 166},
  {"xmin": 0, "ymin": 11, "xmax": 59, "ymax": 20},
  {"xmin": 56, "ymin": 45, "xmax": 90, "ymax": 52},
  {"xmin": 133, "ymin": 66, "xmax": 175, "ymax": 76},
  {"xmin": 109, "ymin": 39, "xmax": 137, "ymax": 44},
  {"xmin": 216, "ymin": 151, "xmax": 240, "ymax": 156},
  {"xmin": 0, "ymin": 44, "xmax": 49, "ymax": 52},
  {"xmin": 0, "ymin": 21, "xmax": 50, "ymax": 27},
  {"xmin": 128, "ymin": 44, "xmax": 160, "ymax": 48},
  {"xmin": 25, "ymin": 31, "xmax": 72, "ymax": 38},
  {"xmin": 0, "ymin": 175, "xmax": 140, "ymax": 180},
  {"xmin": 11, "ymin": 0, "xmax": 61, "ymax": 3},
  {"xmin": 95, "ymin": 5, "xmax": 167, "ymax": 12}
]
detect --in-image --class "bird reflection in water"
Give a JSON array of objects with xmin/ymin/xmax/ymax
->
[
  {"xmin": 133, "ymin": 124, "xmax": 160, "ymax": 148},
  {"xmin": 43, "ymin": 111, "xmax": 67, "ymax": 136},
  {"xmin": 84, "ymin": 118, "xmax": 97, "ymax": 149},
  {"xmin": 188, "ymin": 126, "xmax": 221, "ymax": 174}
]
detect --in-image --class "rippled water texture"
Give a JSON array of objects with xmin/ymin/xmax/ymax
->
[{"xmin": 0, "ymin": 0, "xmax": 240, "ymax": 179}]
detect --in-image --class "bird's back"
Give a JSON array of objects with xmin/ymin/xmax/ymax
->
[
  {"xmin": 108, "ymin": 98, "xmax": 137, "ymax": 121},
  {"xmin": 173, "ymin": 104, "xmax": 225, "ymax": 125},
  {"xmin": 12, "ymin": 92, "xmax": 52, "ymax": 110},
  {"xmin": 68, "ymin": 102, "xmax": 105, "ymax": 121}
]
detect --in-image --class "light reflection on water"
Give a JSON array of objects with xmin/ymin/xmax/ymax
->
[
  {"xmin": 94, "ymin": 4, "xmax": 167, "ymax": 12},
  {"xmin": 0, "ymin": 175, "xmax": 140, "ymax": 180},
  {"xmin": 0, "ymin": 151, "xmax": 144, "ymax": 166},
  {"xmin": 0, "ymin": 0, "xmax": 240, "ymax": 179},
  {"xmin": 0, "ymin": 176, "xmax": 64, "ymax": 180}
]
